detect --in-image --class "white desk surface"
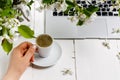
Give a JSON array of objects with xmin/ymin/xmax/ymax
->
[
  {"xmin": 1, "ymin": 39, "xmax": 120, "ymax": 80},
  {"xmin": 0, "ymin": 1, "xmax": 120, "ymax": 80}
]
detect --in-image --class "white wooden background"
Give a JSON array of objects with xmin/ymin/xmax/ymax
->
[{"xmin": 0, "ymin": 1, "xmax": 120, "ymax": 80}]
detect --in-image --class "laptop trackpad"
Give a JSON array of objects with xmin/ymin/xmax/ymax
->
[{"xmin": 77, "ymin": 19, "xmax": 107, "ymax": 38}]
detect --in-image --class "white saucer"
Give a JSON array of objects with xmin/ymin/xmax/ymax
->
[{"xmin": 32, "ymin": 41, "xmax": 62, "ymax": 67}]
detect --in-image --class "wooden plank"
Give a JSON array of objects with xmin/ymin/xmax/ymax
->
[
  {"xmin": 116, "ymin": 40, "xmax": 120, "ymax": 61},
  {"xmin": 75, "ymin": 40, "xmax": 120, "ymax": 80},
  {"xmin": 32, "ymin": 40, "xmax": 76, "ymax": 80},
  {"xmin": 20, "ymin": 67, "xmax": 33, "ymax": 80},
  {"xmin": 0, "ymin": 38, "xmax": 34, "ymax": 80},
  {"xmin": 0, "ymin": 48, "xmax": 10, "ymax": 80},
  {"xmin": 34, "ymin": 1, "xmax": 44, "ymax": 36},
  {"xmin": 0, "ymin": 0, "xmax": 44, "ymax": 79}
]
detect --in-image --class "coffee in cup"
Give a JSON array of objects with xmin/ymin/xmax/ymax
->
[{"xmin": 36, "ymin": 34, "xmax": 53, "ymax": 58}]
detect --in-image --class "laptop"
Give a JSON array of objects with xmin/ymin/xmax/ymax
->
[{"xmin": 45, "ymin": 0, "xmax": 120, "ymax": 39}]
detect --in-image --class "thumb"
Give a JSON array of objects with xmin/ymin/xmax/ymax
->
[{"xmin": 24, "ymin": 45, "xmax": 36, "ymax": 61}]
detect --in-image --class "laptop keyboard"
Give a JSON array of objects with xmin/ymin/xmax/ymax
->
[{"xmin": 53, "ymin": 0, "xmax": 119, "ymax": 16}]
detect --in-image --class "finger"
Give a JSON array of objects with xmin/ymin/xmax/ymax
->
[
  {"xmin": 17, "ymin": 42, "xmax": 33, "ymax": 50},
  {"xmin": 30, "ymin": 55, "xmax": 34, "ymax": 62},
  {"xmin": 31, "ymin": 45, "xmax": 37, "ymax": 62},
  {"xmin": 21, "ymin": 49, "xmax": 28, "ymax": 57},
  {"xmin": 16, "ymin": 42, "xmax": 33, "ymax": 55},
  {"xmin": 24, "ymin": 46, "xmax": 36, "ymax": 62},
  {"xmin": 30, "ymin": 45, "xmax": 36, "ymax": 62}
]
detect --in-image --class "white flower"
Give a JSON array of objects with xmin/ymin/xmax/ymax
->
[
  {"xmin": 116, "ymin": 0, "xmax": 119, "ymax": 4},
  {"xmin": 112, "ymin": 28, "xmax": 120, "ymax": 34},
  {"xmin": 109, "ymin": 6, "xmax": 114, "ymax": 11},
  {"xmin": 117, "ymin": 5, "xmax": 120, "ymax": 9},
  {"xmin": 3, "ymin": 22, "xmax": 12, "ymax": 29},
  {"xmin": 12, "ymin": 33, "xmax": 19, "ymax": 41},
  {"xmin": 3, "ymin": 18, "xmax": 20, "ymax": 29},
  {"xmin": 36, "ymin": 6, "xmax": 44, "ymax": 12},
  {"xmin": 25, "ymin": 0, "xmax": 31, "ymax": 3},
  {"xmin": 3, "ymin": 34, "xmax": 10, "ymax": 40},
  {"xmin": 55, "ymin": 1, "xmax": 67, "ymax": 12},
  {"xmin": 79, "ymin": 14, "xmax": 86, "ymax": 21},
  {"xmin": 98, "ymin": 0, "xmax": 105, "ymax": 3},
  {"xmin": 75, "ymin": 13, "xmax": 87, "ymax": 21},
  {"xmin": 89, "ymin": 12, "xmax": 97, "ymax": 21},
  {"xmin": 54, "ymin": 2, "xmax": 61, "ymax": 9},
  {"xmin": 67, "ymin": 16, "xmax": 76, "ymax": 22},
  {"xmin": 84, "ymin": 12, "xmax": 97, "ymax": 25},
  {"xmin": 1, "ymin": 18, "xmax": 20, "ymax": 42},
  {"xmin": 9, "ymin": 27, "xmax": 18, "ymax": 35},
  {"xmin": 61, "ymin": 2, "xmax": 67, "ymax": 11},
  {"xmin": 81, "ymin": 14, "xmax": 86, "ymax": 19}
]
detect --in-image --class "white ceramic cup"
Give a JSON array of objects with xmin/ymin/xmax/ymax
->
[{"xmin": 36, "ymin": 34, "xmax": 53, "ymax": 58}]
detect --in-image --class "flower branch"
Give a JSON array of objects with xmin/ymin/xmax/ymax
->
[{"xmin": 0, "ymin": 0, "xmax": 34, "ymax": 54}]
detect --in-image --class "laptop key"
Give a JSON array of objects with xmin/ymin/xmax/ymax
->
[
  {"xmin": 53, "ymin": 12, "xmax": 58, "ymax": 16},
  {"xmin": 96, "ymin": 12, "xmax": 101, "ymax": 16},
  {"xmin": 107, "ymin": 8, "xmax": 110, "ymax": 11},
  {"xmin": 112, "ymin": 1, "xmax": 116, "ymax": 4},
  {"xmin": 99, "ymin": 4, "xmax": 103, "ymax": 7},
  {"xmin": 98, "ymin": 8, "xmax": 101, "ymax": 11},
  {"xmin": 109, "ymin": 12, "xmax": 113, "ymax": 16},
  {"xmin": 114, "ymin": 14, "xmax": 118, "ymax": 16},
  {"xmin": 81, "ymin": 1, "xmax": 86, "ymax": 4},
  {"xmin": 113, "ymin": 8, "xmax": 117, "ymax": 11},
  {"xmin": 52, "ymin": 0, "xmax": 118, "ymax": 17},
  {"xmin": 107, "ymin": 1, "xmax": 112, "ymax": 4},
  {"xmin": 104, "ymin": 4, "xmax": 108, "ymax": 7},
  {"xmin": 104, "ymin": 1, "xmax": 107, "ymax": 3},
  {"xmin": 58, "ymin": 11, "xmax": 63, "ymax": 16},
  {"xmin": 102, "ymin": 8, "xmax": 106, "ymax": 11},
  {"xmin": 83, "ymin": 4, "xmax": 87, "ymax": 8},
  {"xmin": 76, "ymin": 0, "xmax": 80, "ymax": 4},
  {"xmin": 92, "ymin": 1, "xmax": 96, "ymax": 4},
  {"xmin": 88, "ymin": 5, "xmax": 92, "ymax": 8},
  {"xmin": 102, "ymin": 12, "xmax": 107, "ymax": 16},
  {"xmin": 109, "ymin": 4, "xmax": 113, "ymax": 7},
  {"xmin": 64, "ymin": 13, "xmax": 68, "ymax": 16}
]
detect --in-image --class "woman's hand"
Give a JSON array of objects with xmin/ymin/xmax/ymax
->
[{"xmin": 3, "ymin": 42, "xmax": 36, "ymax": 80}]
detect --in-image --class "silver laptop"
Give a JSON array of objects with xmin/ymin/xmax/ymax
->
[{"xmin": 45, "ymin": 0, "xmax": 120, "ymax": 39}]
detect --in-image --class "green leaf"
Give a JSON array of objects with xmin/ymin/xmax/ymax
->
[
  {"xmin": 1, "ymin": 38, "xmax": 13, "ymax": 54},
  {"xmin": 0, "ymin": 0, "xmax": 12, "ymax": 8},
  {"xmin": 87, "ymin": 6, "xmax": 99, "ymax": 13},
  {"xmin": 6, "ymin": 0, "xmax": 12, "ymax": 6},
  {"xmin": 18, "ymin": 25, "xmax": 35, "ymax": 38},
  {"xmin": 119, "ymin": 9, "xmax": 120, "ymax": 16},
  {"xmin": 64, "ymin": 5, "xmax": 72, "ymax": 14},
  {"xmin": 2, "ymin": 27, "xmax": 8, "ymax": 35},
  {"xmin": 77, "ymin": 20, "xmax": 84, "ymax": 26},
  {"xmin": 42, "ymin": 0, "xmax": 52, "ymax": 4},
  {"xmin": 83, "ymin": 9, "xmax": 91, "ymax": 17},
  {"xmin": 0, "ymin": 30, "xmax": 2, "ymax": 36},
  {"xmin": 83, "ymin": 6, "xmax": 98, "ymax": 17},
  {"xmin": 112, "ymin": 0, "xmax": 115, "ymax": 3},
  {"xmin": 66, "ymin": 0, "xmax": 75, "ymax": 7},
  {"xmin": 0, "ymin": 7, "xmax": 17, "ymax": 18}
]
